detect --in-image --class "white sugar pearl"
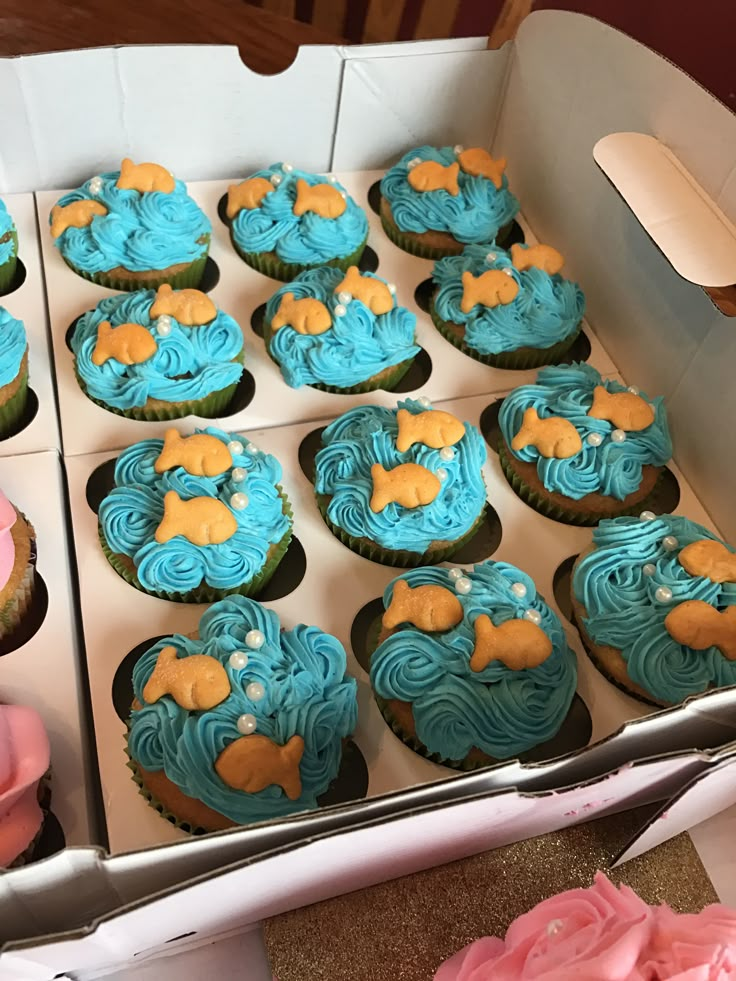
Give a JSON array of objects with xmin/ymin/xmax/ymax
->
[
  {"xmin": 408, "ymin": 157, "xmax": 422, "ymax": 170},
  {"xmin": 503, "ymin": 267, "xmax": 515, "ymax": 277},
  {"xmin": 227, "ymin": 440, "xmax": 244, "ymax": 456},
  {"xmin": 246, "ymin": 682, "xmax": 265, "ymax": 702},
  {"xmin": 230, "ymin": 492, "xmax": 249, "ymax": 510},
  {"xmin": 662, "ymin": 535, "xmax": 679, "ymax": 551},
  {"xmin": 640, "ymin": 510, "xmax": 656, "ymax": 521},
  {"xmin": 547, "ymin": 919, "xmax": 563, "ymax": 937},
  {"xmin": 155, "ymin": 315, "xmax": 172, "ymax": 337},
  {"xmin": 89, "ymin": 176, "xmax": 103, "ymax": 195},
  {"xmin": 246, "ymin": 629, "xmax": 265, "ymax": 650},
  {"xmin": 270, "ymin": 173, "xmax": 282, "ymax": 186},
  {"xmin": 282, "ymin": 162, "xmax": 294, "ymax": 173},
  {"xmin": 327, "ymin": 173, "xmax": 338, "ymax": 184},
  {"xmin": 228, "ymin": 651, "xmax": 248, "ymax": 670},
  {"xmin": 642, "ymin": 563, "xmax": 656, "ymax": 577},
  {"xmin": 436, "ymin": 467, "xmax": 448, "ymax": 482},
  {"xmin": 237, "ymin": 713, "xmax": 257, "ymax": 735},
  {"xmin": 245, "ymin": 442, "xmax": 259, "ymax": 454},
  {"xmin": 439, "ymin": 447, "xmax": 455, "ymax": 462},
  {"xmin": 339, "ymin": 190, "xmax": 347, "ymax": 200},
  {"xmin": 523, "ymin": 609, "xmax": 542, "ymax": 625},
  {"xmin": 334, "ymin": 304, "xmax": 347, "ymax": 317},
  {"xmin": 448, "ymin": 568, "xmax": 463, "ymax": 581},
  {"xmin": 655, "ymin": 586, "xmax": 673, "ymax": 603},
  {"xmin": 337, "ymin": 291, "xmax": 352, "ymax": 305},
  {"xmin": 586, "ymin": 432, "xmax": 603, "ymax": 447},
  {"xmin": 417, "ymin": 396, "xmax": 431, "ymax": 409},
  {"xmin": 231, "ymin": 467, "xmax": 246, "ymax": 483},
  {"xmin": 485, "ymin": 252, "xmax": 497, "ymax": 264},
  {"xmin": 627, "ymin": 385, "xmax": 640, "ymax": 395},
  {"xmin": 511, "ymin": 582, "xmax": 527, "ymax": 599},
  {"xmin": 388, "ymin": 283, "xmax": 397, "ymax": 295},
  {"xmin": 456, "ymin": 577, "xmax": 473, "ymax": 595},
  {"xmin": 453, "ymin": 144, "xmax": 464, "ymax": 155},
  {"xmin": 611, "ymin": 429, "xmax": 626, "ymax": 443}
]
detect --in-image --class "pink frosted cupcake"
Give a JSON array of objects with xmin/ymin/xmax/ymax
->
[{"xmin": 0, "ymin": 704, "xmax": 50, "ymax": 869}]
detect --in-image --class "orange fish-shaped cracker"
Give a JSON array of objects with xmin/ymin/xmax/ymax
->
[
  {"xmin": 154, "ymin": 429, "xmax": 232, "ymax": 477},
  {"xmin": 149, "ymin": 284, "xmax": 217, "ymax": 327},
  {"xmin": 91, "ymin": 321, "xmax": 158, "ymax": 367},
  {"xmin": 271, "ymin": 292, "xmax": 332, "ymax": 335},
  {"xmin": 383, "ymin": 580, "xmax": 463, "ymax": 633},
  {"xmin": 226, "ymin": 177, "xmax": 274, "ymax": 219},
  {"xmin": 215, "ymin": 733, "xmax": 305, "ymax": 800},
  {"xmin": 511, "ymin": 243, "xmax": 565, "ymax": 275},
  {"xmin": 470, "ymin": 614, "xmax": 553, "ymax": 672},
  {"xmin": 460, "ymin": 269, "xmax": 519, "ymax": 313},
  {"xmin": 665, "ymin": 600, "xmax": 736, "ymax": 661},
  {"xmin": 395, "ymin": 408, "xmax": 465, "ymax": 453},
  {"xmin": 116, "ymin": 157, "xmax": 175, "ymax": 194},
  {"xmin": 678, "ymin": 540, "xmax": 736, "ymax": 584},
  {"xmin": 142, "ymin": 645, "xmax": 230, "ymax": 711},
  {"xmin": 587, "ymin": 386, "xmax": 655, "ymax": 432},
  {"xmin": 370, "ymin": 462, "xmax": 441, "ymax": 512},
  {"xmin": 292, "ymin": 179, "xmax": 346, "ymax": 219},
  {"xmin": 457, "ymin": 148, "xmax": 507, "ymax": 189},
  {"xmin": 155, "ymin": 491, "xmax": 237, "ymax": 546},
  {"xmin": 50, "ymin": 200, "xmax": 108, "ymax": 238},
  {"xmin": 335, "ymin": 266, "xmax": 393, "ymax": 315},
  {"xmin": 511, "ymin": 407, "xmax": 582, "ymax": 459},
  {"xmin": 408, "ymin": 160, "xmax": 460, "ymax": 196}
]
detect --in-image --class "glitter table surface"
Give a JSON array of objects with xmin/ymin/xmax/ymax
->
[{"xmin": 264, "ymin": 806, "xmax": 717, "ymax": 981}]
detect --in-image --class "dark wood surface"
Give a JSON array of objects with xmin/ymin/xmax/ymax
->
[{"xmin": 0, "ymin": 0, "xmax": 345, "ymax": 75}]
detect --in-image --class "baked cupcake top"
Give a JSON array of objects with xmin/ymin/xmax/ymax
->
[
  {"xmin": 99, "ymin": 428, "xmax": 291, "ymax": 595},
  {"xmin": 0, "ymin": 200, "xmax": 17, "ymax": 265},
  {"xmin": 573, "ymin": 513, "xmax": 736, "ymax": 704},
  {"xmin": 370, "ymin": 562, "xmax": 577, "ymax": 761},
  {"xmin": 0, "ymin": 704, "xmax": 50, "ymax": 868},
  {"xmin": 128, "ymin": 595, "xmax": 357, "ymax": 823},
  {"xmin": 264, "ymin": 265, "xmax": 419, "ymax": 389},
  {"xmin": 71, "ymin": 287, "xmax": 243, "ymax": 411},
  {"xmin": 432, "ymin": 243, "xmax": 585, "ymax": 355},
  {"xmin": 380, "ymin": 146, "xmax": 519, "ymax": 242},
  {"xmin": 314, "ymin": 400, "xmax": 487, "ymax": 554},
  {"xmin": 227, "ymin": 164, "xmax": 368, "ymax": 265},
  {"xmin": 499, "ymin": 364, "xmax": 672, "ymax": 501},
  {"xmin": 0, "ymin": 308, "xmax": 27, "ymax": 387},
  {"xmin": 49, "ymin": 161, "xmax": 211, "ymax": 274}
]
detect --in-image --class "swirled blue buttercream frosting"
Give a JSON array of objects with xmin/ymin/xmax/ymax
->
[
  {"xmin": 99, "ymin": 428, "xmax": 291, "ymax": 594},
  {"xmin": 370, "ymin": 562, "xmax": 577, "ymax": 760},
  {"xmin": 0, "ymin": 308, "xmax": 27, "ymax": 387},
  {"xmin": 265, "ymin": 266, "xmax": 419, "ymax": 389},
  {"xmin": 231, "ymin": 164, "xmax": 368, "ymax": 265},
  {"xmin": 380, "ymin": 146, "xmax": 519, "ymax": 242},
  {"xmin": 128, "ymin": 595, "xmax": 358, "ymax": 823},
  {"xmin": 50, "ymin": 171, "xmax": 211, "ymax": 273},
  {"xmin": 573, "ymin": 514, "xmax": 736, "ymax": 704},
  {"xmin": 71, "ymin": 290, "xmax": 243, "ymax": 410},
  {"xmin": 0, "ymin": 200, "xmax": 16, "ymax": 266},
  {"xmin": 499, "ymin": 363, "xmax": 672, "ymax": 501},
  {"xmin": 314, "ymin": 400, "xmax": 487, "ymax": 554},
  {"xmin": 432, "ymin": 244, "xmax": 585, "ymax": 355}
]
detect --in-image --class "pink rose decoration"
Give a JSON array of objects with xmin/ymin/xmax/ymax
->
[
  {"xmin": 0, "ymin": 704, "xmax": 50, "ymax": 868},
  {"xmin": 640, "ymin": 904, "xmax": 736, "ymax": 979}
]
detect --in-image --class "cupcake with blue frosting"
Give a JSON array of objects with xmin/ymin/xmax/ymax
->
[
  {"xmin": 127, "ymin": 595, "xmax": 358, "ymax": 832},
  {"xmin": 98, "ymin": 427, "xmax": 292, "ymax": 602},
  {"xmin": 314, "ymin": 399, "xmax": 487, "ymax": 566},
  {"xmin": 369, "ymin": 561, "xmax": 578, "ymax": 769},
  {"xmin": 263, "ymin": 265, "xmax": 419, "ymax": 392},
  {"xmin": 431, "ymin": 242, "xmax": 585, "ymax": 368},
  {"xmin": 71, "ymin": 286, "xmax": 244, "ymax": 421},
  {"xmin": 498, "ymin": 364, "xmax": 672, "ymax": 525},
  {"xmin": 0, "ymin": 200, "xmax": 18, "ymax": 294},
  {"xmin": 49, "ymin": 159, "xmax": 211, "ymax": 291},
  {"xmin": 226, "ymin": 163, "xmax": 368, "ymax": 281},
  {"xmin": 380, "ymin": 145, "xmax": 519, "ymax": 259}
]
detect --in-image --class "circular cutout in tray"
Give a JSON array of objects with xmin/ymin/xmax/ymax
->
[
  {"xmin": 0, "ymin": 386, "xmax": 39, "ymax": 440},
  {"xmin": 0, "ymin": 258, "xmax": 27, "ymax": 298},
  {"xmin": 197, "ymin": 257, "xmax": 221, "ymax": 293},
  {"xmin": 552, "ymin": 553, "xmax": 579, "ymax": 623}
]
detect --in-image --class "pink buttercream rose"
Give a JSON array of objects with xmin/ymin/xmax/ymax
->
[{"xmin": 639, "ymin": 904, "xmax": 736, "ymax": 979}]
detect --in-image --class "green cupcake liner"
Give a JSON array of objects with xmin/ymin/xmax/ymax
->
[
  {"xmin": 379, "ymin": 212, "xmax": 463, "ymax": 260},
  {"xmin": 63, "ymin": 241, "xmax": 210, "ymax": 292},
  {"xmin": 124, "ymin": 737, "xmax": 211, "ymax": 835},
  {"xmin": 99, "ymin": 490, "xmax": 293, "ymax": 603},
  {"xmin": 0, "ymin": 230, "xmax": 19, "ymax": 293},
  {"xmin": 0, "ymin": 558, "xmax": 35, "ymax": 641},
  {"xmin": 232, "ymin": 235, "xmax": 368, "ymax": 283},
  {"xmin": 498, "ymin": 440, "xmax": 666, "ymax": 527},
  {"xmin": 429, "ymin": 294, "xmax": 582, "ymax": 370},
  {"xmin": 0, "ymin": 366, "xmax": 29, "ymax": 438}
]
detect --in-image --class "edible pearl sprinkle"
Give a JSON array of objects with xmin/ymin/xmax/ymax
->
[
  {"xmin": 524, "ymin": 609, "xmax": 542, "ymax": 625},
  {"xmin": 454, "ymin": 144, "xmax": 464, "ymax": 154},
  {"xmin": 503, "ymin": 267, "xmax": 515, "ymax": 277},
  {"xmin": 627, "ymin": 385, "xmax": 640, "ymax": 395},
  {"xmin": 448, "ymin": 568, "xmax": 463, "ymax": 581},
  {"xmin": 89, "ymin": 176, "xmax": 103, "ymax": 195},
  {"xmin": 246, "ymin": 682, "xmax": 265, "ymax": 701},
  {"xmin": 337, "ymin": 291, "xmax": 352, "ymax": 305},
  {"xmin": 655, "ymin": 586, "xmax": 673, "ymax": 603},
  {"xmin": 228, "ymin": 440, "xmax": 244, "ymax": 456},
  {"xmin": 586, "ymin": 432, "xmax": 603, "ymax": 447},
  {"xmin": 439, "ymin": 447, "xmax": 455, "ymax": 462},
  {"xmin": 270, "ymin": 173, "xmax": 282, "ymax": 186},
  {"xmin": 230, "ymin": 492, "xmax": 249, "ymax": 510},
  {"xmin": 155, "ymin": 316, "xmax": 172, "ymax": 337},
  {"xmin": 662, "ymin": 535, "xmax": 679, "ymax": 551},
  {"xmin": 547, "ymin": 919, "xmax": 563, "ymax": 937},
  {"xmin": 388, "ymin": 283, "xmax": 397, "ymax": 294},
  {"xmin": 418, "ymin": 396, "xmax": 431, "ymax": 409},
  {"xmin": 408, "ymin": 157, "xmax": 422, "ymax": 169},
  {"xmin": 327, "ymin": 173, "xmax": 338, "ymax": 183},
  {"xmin": 246, "ymin": 442, "xmax": 259, "ymax": 454},
  {"xmin": 611, "ymin": 429, "xmax": 626, "ymax": 443},
  {"xmin": 642, "ymin": 563, "xmax": 656, "ymax": 577},
  {"xmin": 485, "ymin": 252, "xmax": 497, "ymax": 263},
  {"xmin": 282, "ymin": 162, "xmax": 294, "ymax": 173},
  {"xmin": 339, "ymin": 190, "xmax": 347, "ymax": 199},
  {"xmin": 511, "ymin": 582, "xmax": 527, "ymax": 599},
  {"xmin": 334, "ymin": 304, "xmax": 347, "ymax": 317},
  {"xmin": 436, "ymin": 467, "xmax": 448, "ymax": 482},
  {"xmin": 229, "ymin": 651, "xmax": 248, "ymax": 670},
  {"xmin": 640, "ymin": 510, "xmax": 656, "ymax": 521},
  {"xmin": 456, "ymin": 577, "xmax": 473, "ymax": 595},
  {"xmin": 237, "ymin": 713, "xmax": 257, "ymax": 735},
  {"xmin": 231, "ymin": 467, "xmax": 246, "ymax": 483},
  {"xmin": 246, "ymin": 629, "xmax": 265, "ymax": 650}
]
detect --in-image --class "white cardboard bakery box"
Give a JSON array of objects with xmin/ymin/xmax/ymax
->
[{"xmin": 1, "ymin": 9, "xmax": 736, "ymax": 978}]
